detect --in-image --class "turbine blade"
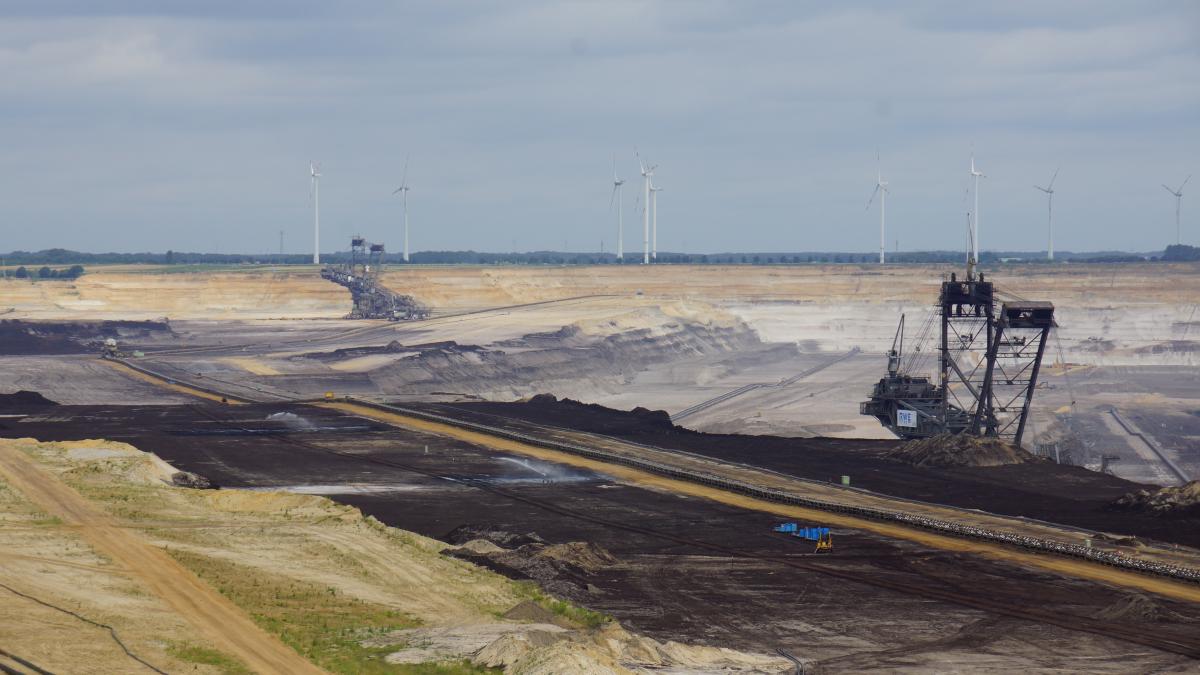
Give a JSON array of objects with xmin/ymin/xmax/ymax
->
[
  {"xmin": 401, "ymin": 156, "xmax": 409, "ymax": 189},
  {"xmin": 866, "ymin": 185, "xmax": 879, "ymax": 210},
  {"xmin": 609, "ymin": 184, "xmax": 618, "ymax": 210},
  {"xmin": 1164, "ymin": 184, "xmax": 1176, "ymax": 194},
  {"xmin": 1048, "ymin": 168, "xmax": 1059, "ymax": 190},
  {"xmin": 1181, "ymin": 174, "xmax": 1193, "ymax": 192}
]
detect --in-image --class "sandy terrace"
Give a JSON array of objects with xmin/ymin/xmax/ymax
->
[{"xmin": 0, "ymin": 436, "xmax": 795, "ymax": 674}]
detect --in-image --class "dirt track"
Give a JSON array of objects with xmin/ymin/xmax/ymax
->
[{"xmin": 0, "ymin": 445, "xmax": 323, "ymax": 675}]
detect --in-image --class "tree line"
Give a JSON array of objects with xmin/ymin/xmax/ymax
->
[
  {"xmin": 0, "ymin": 246, "xmax": 1181, "ymax": 267},
  {"xmin": 1, "ymin": 264, "xmax": 85, "ymax": 279}
]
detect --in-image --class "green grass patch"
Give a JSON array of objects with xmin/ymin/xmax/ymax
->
[
  {"xmin": 166, "ymin": 549, "xmax": 497, "ymax": 674},
  {"xmin": 166, "ymin": 643, "xmax": 253, "ymax": 674},
  {"xmin": 514, "ymin": 581, "xmax": 613, "ymax": 629},
  {"xmin": 29, "ymin": 515, "xmax": 64, "ymax": 527}
]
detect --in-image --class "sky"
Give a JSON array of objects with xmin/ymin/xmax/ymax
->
[{"xmin": 1, "ymin": 1, "xmax": 1198, "ymax": 255}]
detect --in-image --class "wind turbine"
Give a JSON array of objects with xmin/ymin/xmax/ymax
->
[
  {"xmin": 609, "ymin": 155, "xmax": 625, "ymax": 261},
  {"xmin": 650, "ymin": 183, "xmax": 663, "ymax": 260},
  {"xmin": 969, "ymin": 153, "xmax": 985, "ymax": 264},
  {"xmin": 393, "ymin": 158, "xmax": 411, "ymax": 262},
  {"xmin": 866, "ymin": 153, "xmax": 889, "ymax": 264},
  {"xmin": 1163, "ymin": 175, "xmax": 1191, "ymax": 245},
  {"xmin": 637, "ymin": 149, "xmax": 657, "ymax": 264},
  {"xmin": 310, "ymin": 161, "xmax": 321, "ymax": 265},
  {"xmin": 1034, "ymin": 168, "xmax": 1059, "ymax": 260}
]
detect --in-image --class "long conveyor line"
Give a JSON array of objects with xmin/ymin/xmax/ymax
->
[{"xmin": 107, "ymin": 356, "xmax": 1200, "ymax": 587}]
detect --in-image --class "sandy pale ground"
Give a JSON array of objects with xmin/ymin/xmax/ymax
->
[
  {"xmin": 0, "ymin": 441, "xmax": 322, "ymax": 674},
  {"xmin": 0, "ymin": 436, "xmax": 801, "ymax": 674},
  {"xmin": 4, "ymin": 262, "xmax": 1197, "ymax": 480}
]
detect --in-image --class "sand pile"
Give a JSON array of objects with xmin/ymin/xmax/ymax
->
[
  {"xmin": 471, "ymin": 621, "xmax": 794, "ymax": 674},
  {"xmin": 24, "ymin": 439, "xmax": 182, "ymax": 485},
  {"xmin": 1111, "ymin": 481, "xmax": 1200, "ymax": 518},
  {"xmin": 885, "ymin": 433, "xmax": 1043, "ymax": 468},
  {"xmin": 445, "ymin": 524, "xmax": 547, "ymax": 548},
  {"xmin": 443, "ymin": 528, "xmax": 619, "ymax": 602},
  {"xmin": 536, "ymin": 542, "xmax": 618, "ymax": 574}
]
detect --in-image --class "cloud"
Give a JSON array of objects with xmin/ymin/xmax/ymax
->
[{"xmin": 0, "ymin": 1, "xmax": 1197, "ymax": 254}]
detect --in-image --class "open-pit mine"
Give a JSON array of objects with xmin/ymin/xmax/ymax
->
[{"xmin": 2, "ymin": 261, "xmax": 1199, "ymax": 673}]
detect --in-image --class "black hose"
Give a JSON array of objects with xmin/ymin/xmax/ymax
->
[{"xmin": 0, "ymin": 582, "xmax": 167, "ymax": 674}]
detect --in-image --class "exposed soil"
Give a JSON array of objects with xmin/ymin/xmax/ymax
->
[
  {"xmin": 0, "ymin": 390, "xmax": 59, "ymax": 410},
  {"xmin": 299, "ymin": 339, "xmax": 481, "ymax": 361},
  {"xmin": 885, "ymin": 434, "xmax": 1045, "ymax": 468},
  {"xmin": 0, "ymin": 439, "xmax": 322, "ymax": 674},
  {"xmin": 0, "ymin": 319, "xmax": 171, "ymax": 355},
  {"xmin": 425, "ymin": 398, "xmax": 1200, "ymax": 549},
  {"xmin": 1112, "ymin": 481, "xmax": 1200, "ymax": 518},
  {"xmin": 5, "ymin": 401, "xmax": 1200, "ymax": 669},
  {"xmin": 363, "ymin": 317, "xmax": 770, "ymax": 398}
]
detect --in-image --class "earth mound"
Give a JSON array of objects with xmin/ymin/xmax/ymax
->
[
  {"xmin": 502, "ymin": 600, "xmax": 560, "ymax": 623},
  {"xmin": 0, "ymin": 319, "xmax": 169, "ymax": 355},
  {"xmin": 885, "ymin": 433, "xmax": 1043, "ymax": 468},
  {"xmin": 1093, "ymin": 594, "xmax": 1190, "ymax": 622},
  {"xmin": 170, "ymin": 470, "xmax": 215, "ymax": 489},
  {"xmin": 443, "ymin": 528, "xmax": 618, "ymax": 602},
  {"xmin": 0, "ymin": 390, "xmax": 60, "ymax": 410},
  {"xmin": 444, "ymin": 524, "xmax": 546, "ymax": 548},
  {"xmin": 1111, "ymin": 481, "xmax": 1200, "ymax": 518},
  {"xmin": 536, "ymin": 542, "xmax": 618, "ymax": 574},
  {"xmin": 523, "ymin": 394, "xmax": 676, "ymax": 434}
]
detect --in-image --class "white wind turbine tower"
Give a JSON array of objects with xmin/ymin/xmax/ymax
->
[
  {"xmin": 1163, "ymin": 175, "xmax": 1191, "ymax": 245},
  {"xmin": 1034, "ymin": 168, "xmax": 1059, "ymax": 260},
  {"xmin": 650, "ymin": 183, "xmax": 662, "ymax": 260},
  {"xmin": 610, "ymin": 155, "xmax": 625, "ymax": 261},
  {"xmin": 968, "ymin": 154, "xmax": 985, "ymax": 264},
  {"xmin": 866, "ymin": 154, "xmax": 889, "ymax": 264},
  {"xmin": 637, "ymin": 150, "xmax": 657, "ymax": 264},
  {"xmin": 310, "ymin": 161, "xmax": 321, "ymax": 265},
  {"xmin": 393, "ymin": 158, "xmax": 412, "ymax": 263}
]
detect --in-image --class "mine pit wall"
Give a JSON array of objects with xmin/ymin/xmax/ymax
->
[
  {"xmin": 366, "ymin": 319, "xmax": 771, "ymax": 400},
  {"xmin": 5, "ymin": 263, "xmax": 1197, "ymax": 366},
  {"xmin": 377, "ymin": 263, "xmax": 1200, "ymax": 367},
  {"xmin": 727, "ymin": 303, "xmax": 1200, "ymax": 368},
  {"xmin": 1, "ymin": 269, "xmax": 348, "ymax": 320}
]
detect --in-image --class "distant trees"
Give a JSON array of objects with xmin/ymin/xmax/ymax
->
[
  {"xmin": 1163, "ymin": 244, "xmax": 1200, "ymax": 262},
  {"xmin": 0, "ymin": 246, "xmax": 1184, "ymax": 267},
  {"xmin": 4, "ymin": 264, "xmax": 83, "ymax": 280}
]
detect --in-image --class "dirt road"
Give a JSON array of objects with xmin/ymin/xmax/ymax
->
[{"xmin": 0, "ymin": 445, "xmax": 323, "ymax": 674}]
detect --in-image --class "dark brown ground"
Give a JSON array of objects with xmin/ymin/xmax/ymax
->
[
  {"xmin": 0, "ymin": 319, "xmax": 170, "ymax": 355},
  {"xmin": 4, "ymin": 401, "xmax": 1200, "ymax": 668},
  {"xmin": 421, "ymin": 397, "xmax": 1200, "ymax": 548}
]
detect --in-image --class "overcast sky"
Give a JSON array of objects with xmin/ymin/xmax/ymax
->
[{"xmin": 2, "ymin": 1, "xmax": 1197, "ymax": 254}]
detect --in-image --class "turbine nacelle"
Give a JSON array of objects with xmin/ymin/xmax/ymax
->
[{"xmin": 1164, "ymin": 175, "xmax": 1190, "ymax": 198}]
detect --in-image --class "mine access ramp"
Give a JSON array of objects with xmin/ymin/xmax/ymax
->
[
  {"xmin": 861, "ymin": 267, "xmax": 1056, "ymax": 448},
  {"xmin": 320, "ymin": 236, "xmax": 428, "ymax": 320}
]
